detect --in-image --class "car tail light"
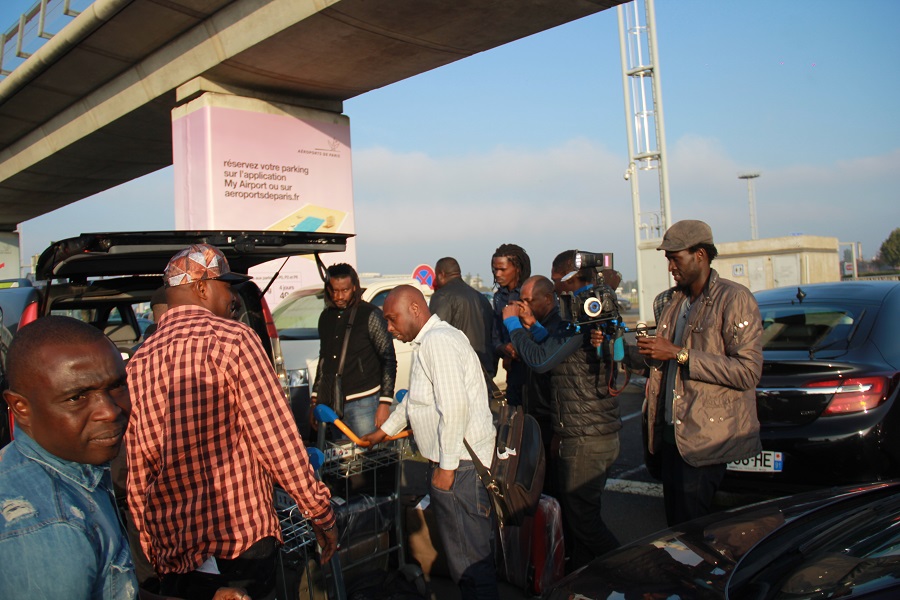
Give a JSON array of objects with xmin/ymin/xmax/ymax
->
[
  {"xmin": 19, "ymin": 301, "xmax": 38, "ymax": 328},
  {"xmin": 809, "ymin": 376, "xmax": 892, "ymax": 415}
]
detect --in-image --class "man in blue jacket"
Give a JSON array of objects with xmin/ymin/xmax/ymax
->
[
  {"xmin": 0, "ymin": 316, "xmax": 243, "ymax": 600},
  {"xmin": 490, "ymin": 243, "xmax": 531, "ymax": 405}
]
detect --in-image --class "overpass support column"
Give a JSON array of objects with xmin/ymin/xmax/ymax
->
[{"xmin": 171, "ymin": 82, "xmax": 356, "ymax": 306}]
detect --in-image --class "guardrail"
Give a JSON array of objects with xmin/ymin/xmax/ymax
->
[
  {"xmin": 841, "ymin": 274, "xmax": 900, "ymax": 281},
  {"xmin": 1, "ymin": 0, "xmax": 90, "ymax": 78}
]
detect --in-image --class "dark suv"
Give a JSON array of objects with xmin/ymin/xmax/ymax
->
[{"xmin": 1, "ymin": 230, "xmax": 349, "ymax": 445}]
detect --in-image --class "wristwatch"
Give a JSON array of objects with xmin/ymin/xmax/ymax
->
[{"xmin": 676, "ymin": 348, "xmax": 690, "ymax": 365}]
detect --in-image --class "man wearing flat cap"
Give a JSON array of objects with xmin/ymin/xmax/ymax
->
[
  {"xmin": 126, "ymin": 244, "xmax": 338, "ymax": 599},
  {"xmin": 636, "ymin": 220, "xmax": 763, "ymax": 526}
]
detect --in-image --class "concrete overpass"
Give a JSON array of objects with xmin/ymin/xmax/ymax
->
[{"xmin": 0, "ymin": 0, "xmax": 624, "ymax": 231}]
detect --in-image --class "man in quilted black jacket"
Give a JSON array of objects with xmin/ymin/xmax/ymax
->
[{"xmin": 311, "ymin": 263, "xmax": 397, "ymax": 435}]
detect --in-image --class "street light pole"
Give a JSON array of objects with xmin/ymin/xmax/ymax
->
[{"xmin": 738, "ymin": 172, "xmax": 760, "ymax": 240}]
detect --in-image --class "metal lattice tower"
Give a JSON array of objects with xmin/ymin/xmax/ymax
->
[
  {"xmin": 618, "ymin": 0, "xmax": 672, "ymax": 322},
  {"xmin": 738, "ymin": 172, "xmax": 760, "ymax": 240}
]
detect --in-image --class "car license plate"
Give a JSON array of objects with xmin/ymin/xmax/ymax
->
[{"xmin": 727, "ymin": 451, "xmax": 783, "ymax": 473}]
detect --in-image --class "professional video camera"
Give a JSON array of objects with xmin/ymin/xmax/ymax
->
[{"xmin": 557, "ymin": 250, "xmax": 621, "ymax": 327}]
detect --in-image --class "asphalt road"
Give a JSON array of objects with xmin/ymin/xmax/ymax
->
[{"xmin": 601, "ymin": 379, "xmax": 668, "ymax": 544}]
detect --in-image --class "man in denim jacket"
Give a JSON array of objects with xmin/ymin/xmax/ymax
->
[{"xmin": 0, "ymin": 316, "xmax": 244, "ymax": 600}]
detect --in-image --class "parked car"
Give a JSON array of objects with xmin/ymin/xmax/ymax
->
[
  {"xmin": 723, "ymin": 281, "xmax": 900, "ymax": 494},
  {"xmin": 616, "ymin": 294, "xmax": 632, "ymax": 311},
  {"xmin": 0, "ymin": 279, "xmax": 28, "ymax": 444},
  {"xmin": 0, "ymin": 279, "xmax": 40, "ymax": 334},
  {"xmin": 272, "ymin": 277, "xmax": 434, "ymax": 439},
  {"xmin": 0, "ymin": 230, "xmax": 349, "ymax": 445},
  {"xmin": 0, "ymin": 303, "xmax": 14, "ymax": 447},
  {"xmin": 547, "ymin": 480, "xmax": 900, "ymax": 600}
]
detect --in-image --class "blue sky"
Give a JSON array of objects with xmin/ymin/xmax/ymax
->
[{"xmin": 4, "ymin": 0, "xmax": 899, "ymax": 283}]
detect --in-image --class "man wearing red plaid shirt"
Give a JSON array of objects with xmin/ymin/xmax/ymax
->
[{"xmin": 126, "ymin": 244, "xmax": 337, "ymax": 600}]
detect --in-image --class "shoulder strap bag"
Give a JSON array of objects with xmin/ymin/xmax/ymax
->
[
  {"xmin": 464, "ymin": 377, "xmax": 545, "ymax": 527},
  {"xmin": 332, "ymin": 302, "xmax": 359, "ymax": 418}
]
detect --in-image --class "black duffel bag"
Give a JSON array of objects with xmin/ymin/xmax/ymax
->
[{"xmin": 465, "ymin": 390, "xmax": 546, "ymax": 527}]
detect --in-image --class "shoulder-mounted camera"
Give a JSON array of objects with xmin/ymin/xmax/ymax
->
[{"xmin": 558, "ymin": 251, "xmax": 621, "ymax": 326}]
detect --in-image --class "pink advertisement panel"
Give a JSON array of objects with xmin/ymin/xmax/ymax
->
[{"xmin": 173, "ymin": 101, "xmax": 356, "ymax": 307}]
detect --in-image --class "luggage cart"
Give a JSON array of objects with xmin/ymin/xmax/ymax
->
[
  {"xmin": 276, "ymin": 406, "xmax": 424, "ymax": 600},
  {"xmin": 314, "ymin": 405, "xmax": 421, "ymax": 594},
  {"xmin": 275, "ymin": 447, "xmax": 348, "ymax": 600}
]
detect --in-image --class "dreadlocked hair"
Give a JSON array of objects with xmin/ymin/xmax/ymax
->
[{"xmin": 492, "ymin": 243, "xmax": 531, "ymax": 285}]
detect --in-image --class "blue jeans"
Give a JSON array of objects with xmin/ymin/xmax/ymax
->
[
  {"xmin": 429, "ymin": 462, "xmax": 499, "ymax": 600},
  {"xmin": 556, "ymin": 432, "xmax": 621, "ymax": 571},
  {"xmin": 337, "ymin": 392, "xmax": 379, "ymax": 440}
]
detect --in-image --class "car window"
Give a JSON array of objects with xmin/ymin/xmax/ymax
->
[
  {"xmin": 107, "ymin": 315, "xmax": 154, "ymax": 334},
  {"xmin": 50, "ymin": 307, "xmax": 101, "ymax": 323},
  {"xmin": 272, "ymin": 291, "xmax": 325, "ymax": 330},
  {"xmin": 103, "ymin": 307, "xmax": 127, "ymax": 324},
  {"xmin": 759, "ymin": 304, "xmax": 862, "ymax": 351},
  {"xmin": 51, "ymin": 305, "xmax": 131, "ymax": 326},
  {"xmin": 369, "ymin": 290, "xmax": 390, "ymax": 309},
  {"xmin": 50, "ymin": 304, "xmax": 148, "ymax": 346}
]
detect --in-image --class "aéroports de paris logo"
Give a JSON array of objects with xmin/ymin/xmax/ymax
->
[{"xmin": 298, "ymin": 137, "xmax": 342, "ymax": 158}]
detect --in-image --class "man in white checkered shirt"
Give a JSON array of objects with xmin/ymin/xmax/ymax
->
[{"xmin": 362, "ymin": 285, "xmax": 498, "ymax": 600}]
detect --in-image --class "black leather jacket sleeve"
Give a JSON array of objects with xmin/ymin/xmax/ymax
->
[
  {"xmin": 367, "ymin": 309, "xmax": 397, "ymax": 399},
  {"xmin": 429, "ymin": 291, "xmax": 451, "ymax": 322}
]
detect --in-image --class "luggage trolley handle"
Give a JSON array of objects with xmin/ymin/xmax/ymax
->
[{"xmin": 313, "ymin": 404, "xmax": 410, "ymax": 447}]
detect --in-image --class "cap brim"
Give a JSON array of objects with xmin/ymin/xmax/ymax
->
[
  {"xmin": 216, "ymin": 272, "xmax": 252, "ymax": 284},
  {"xmin": 656, "ymin": 241, "xmax": 684, "ymax": 251}
]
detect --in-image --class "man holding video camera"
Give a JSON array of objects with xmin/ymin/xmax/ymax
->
[{"xmin": 502, "ymin": 256, "xmax": 621, "ymax": 572}]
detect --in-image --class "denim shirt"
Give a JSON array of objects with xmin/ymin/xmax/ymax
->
[{"xmin": 0, "ymin": 426, "xmax": 138, "ymax": 599}]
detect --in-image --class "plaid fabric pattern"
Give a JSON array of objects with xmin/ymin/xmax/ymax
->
[
  {"xmin": 653, "ymin": 286, "xmax": 677, "ymax": 323},
  {"xmin": 126, "ymin": 305, "xmax": 333, "ymax": 574}
]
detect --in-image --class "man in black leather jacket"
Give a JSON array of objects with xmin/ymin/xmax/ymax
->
[
  {"xmin": 311, "ymin": 264, "xmax": 397, "ymax": 435},
  {"xmin": 503, "ymin": 274, "xmax": 621, "ymax": 572}
]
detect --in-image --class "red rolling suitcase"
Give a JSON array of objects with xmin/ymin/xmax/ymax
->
[
  {"xmin": 496, "ymin": 494, "xmax": 565, "ymax": 595},
  {"xmin": 529, "ymin": 494, "xmax": 565, "ymax": 595}
]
